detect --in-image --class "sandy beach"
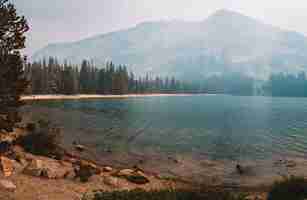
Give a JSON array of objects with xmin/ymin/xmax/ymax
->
[{"xmin": 21, "ymin": 94, "xmax": 208, "ymax": 101}]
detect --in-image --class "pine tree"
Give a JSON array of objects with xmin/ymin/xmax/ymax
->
[
  {"xmin": 128, "ymin": 72, "xmax": 135, "ymax": 93},
  {"xmin": 80, "ymin": 60, "xmax": 90, "ymax": 94},
  {"xmin": 97, "ymin": 68, "xmax": 105, "ymax": 94},
  {"xmin": 0, "ymin": 0, "xmax": 29, "ymax": 132}
]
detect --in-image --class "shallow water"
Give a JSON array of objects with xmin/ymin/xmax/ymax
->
[{"xmin": 26, "ymin": 94, "xmax": 307, "ymax": 163}]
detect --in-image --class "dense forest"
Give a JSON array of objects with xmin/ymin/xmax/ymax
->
[
  {"xmin": 25, "ymin": 57, "xmax": 307, "ymax": 97},
  {"xmin": 25, "ymin": 57, "xmax": 259, "ymax": 96},
  {"xmin": 25, "ymin": 57, "xmax": 197, "ymax": 95}
]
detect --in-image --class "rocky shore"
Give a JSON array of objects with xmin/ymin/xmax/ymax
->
[
  {"xmin": 0, "ymin": 127, "xmax": 271, "ymax": 200},
  {"xmin": 1, "ymin": 119, "xmax": 302, "ymax": 200},
  {"xmin": 0, "ymin": 131, "xmax": 186, "ymax": 200}
]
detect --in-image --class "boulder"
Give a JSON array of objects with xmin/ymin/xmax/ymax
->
[
  {"xmin": 116, "ymin": 169, "xmax": 150, "ymax": 184},
  {"xmin": 11, "ymin": 145, "xmax": 29, "ymax": 166},
  {"xmin": 286, "ymin": 160, "xmax": 296, "ymax": 168},
  {"xmin": 236, "ymin": 164, "xmax": 244, "ymax": 175},
  {"xmin": 74, "ymin": 144, "xmax": 86, "ymax": 152},
  {"xmin": 23, "ymin": 158, "xmax": 74, "ymax": 179},
  {"xmin": 74, "ymin": 160, "xmax": 101, "ymax": 182},
  {"xmin": 82, "ymin": 192, "xmax": 96, "ymax": 200},
  {"xmin": 103, "ymin": 166, "xmax": 113, "ymax": 172},
  {"xmin": 0, "ymin": 157, "xmax": 14, "ymax": 177},
  {"xmin": 25, "ymin": 123, "xmax": 36, "ymax": 132},
  {"xmin": 103, "ymin": 176, "xmax": 119, "ymax": 187},
  {"xmin": 0, "ymin": 180, "xmax": 16, "ymax": 191},
  {"xmin": 125, "ymin": 171, "xmax": 150, "ymax": 184},
  {"xmin": 44, "ymin": 161, "xmax": 74, "ymax": 179},
  {"xmin": 117, "ymin": 169, "xmax": 134, "ymax": 177},
  {"xmin": 23, "ymin": 159, "xmax": 43, "ymax": 177}
]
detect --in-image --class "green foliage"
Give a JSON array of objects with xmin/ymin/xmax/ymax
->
[
  {"xmin": 15, "ymin": 120, "xmax": 64, "ymax": 159},
  {"xmin": 0, "ymin": 0, "xmax": 29, "ymax": 132},
  {"xmin": 82, "ymin": 189, "xmax": 248, "ymax": 200},
  {"xmin": 268, "ymin": 176, "xmax": 307, "ymax": 200},
  {"xmin": 27, "ymin": 58, "xmax": 189, "ymax": 95}
]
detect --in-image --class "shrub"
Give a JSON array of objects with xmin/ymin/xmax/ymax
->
[
  {"xmin": 82, "ymin": 189, "xmax": 248, "ymax": 200},
  {"xmin": 268, "ymin": 176, "xmax": 307, "ymax": 200},
  {"xmin": 15, "ymin": 120, "xmax": 64, "ymax": 159}
]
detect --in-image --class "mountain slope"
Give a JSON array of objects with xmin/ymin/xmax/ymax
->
[{"xmin": 32, "ymin": 9, "xmax": 307, "ymax": 79}]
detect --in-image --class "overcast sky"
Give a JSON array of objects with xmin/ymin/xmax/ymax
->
[{"xmin": 13, "ymin": 0, "xmax": 307, "ymax": 56}]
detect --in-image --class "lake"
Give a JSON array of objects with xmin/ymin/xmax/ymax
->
[{"xmin": 25, "ymin": 94, "xmax": 307, "ymax": 163}]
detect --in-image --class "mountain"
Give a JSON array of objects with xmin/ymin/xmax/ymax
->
[{"xmin": 32, "ymin": 9, "xmax": 307, "ymax": 80}]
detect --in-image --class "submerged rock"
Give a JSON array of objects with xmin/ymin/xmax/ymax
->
[
  {"xmin": 236, "ymin": 164, "xmax": 254, "ymax": 175},
  {"xmin": 236, "ymin": 164, "xmax": 244, "ymax": 175},
  {"xmin": 274, "ymin": 159, "xmax": 297, "ymax": 168},
  {"xmin": 73, "ymin": 143, "xmax": 87, "ymax": 152}
]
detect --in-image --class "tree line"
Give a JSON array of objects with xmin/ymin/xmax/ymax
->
[
  {"xmin": 25, "ymin": 57, "xmax": 202, "ymax": 95},
  {"xmin": 262, "ymin": 72, "xmax": 307, "ymax": 97},
  {"xmin": 25, "ymin": 57, "xmax": 263, "ymax": 96},
  {"xmin": 26, "ymin": 57, "xmax": 307, "ymax": 97}
]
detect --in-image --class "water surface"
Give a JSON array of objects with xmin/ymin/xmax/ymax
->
[{"xmin": 27, "ymin": 94, "xmax": 307, "ymax": 163}]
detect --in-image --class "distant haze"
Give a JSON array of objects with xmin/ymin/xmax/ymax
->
[
  {"xmin": 32, "ymin": 10, "xmax": 307, "ymax": 80},
  {"xmin": 13, "ymin": 0, "xmax": 307, "ymax": 56}
]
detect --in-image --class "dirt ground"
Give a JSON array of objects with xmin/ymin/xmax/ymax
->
[{"xmin": 0, "ymin": 169, "xmax": 182, "ymax": 200}]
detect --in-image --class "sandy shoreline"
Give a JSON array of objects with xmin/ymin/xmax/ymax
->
[{"xmin": 21, "ymin": 93, "xmax": 209, "ymax": 101}]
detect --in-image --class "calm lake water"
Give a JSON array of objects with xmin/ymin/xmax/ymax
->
[{"xmin": 28, "ymin": 94, "xmax": 307, "ymax": 162}]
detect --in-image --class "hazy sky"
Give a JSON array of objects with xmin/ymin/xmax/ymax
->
[{"xmin": 13, "ymin": 0, "xmax": 307, "ymax": 55}]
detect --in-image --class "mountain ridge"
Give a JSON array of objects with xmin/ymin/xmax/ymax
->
[{"xmin": 32, "ymin": 9, "xmax": 307, "ymax": 80}]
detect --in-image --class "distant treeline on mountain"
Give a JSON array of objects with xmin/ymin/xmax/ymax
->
[
  {"xmin": 25, "ymin": 57, "xmax": 200, "ymax": 95},
  {"xmin": 263, "ymin": 72, "xmax": 307, "ymax": 97},
  {"xmin": 25, "ymin": 57, "xmax": 307, "ymax": 97}
]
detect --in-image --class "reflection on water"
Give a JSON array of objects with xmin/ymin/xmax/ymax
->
[{"xmin": 25, "ymin": 95, "xmax": 307, "ymax": 162}]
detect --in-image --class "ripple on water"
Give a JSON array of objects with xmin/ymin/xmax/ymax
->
[{"xmin": 26, "ymin": 95, "xmax": 307, "ymax": 162}]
